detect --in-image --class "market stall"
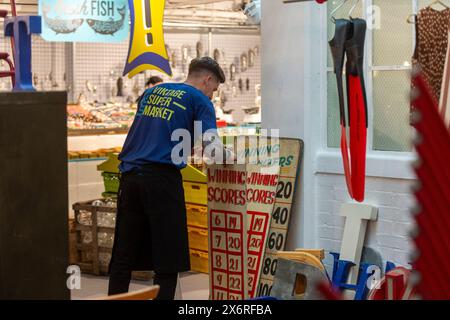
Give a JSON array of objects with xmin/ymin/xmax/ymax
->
[{"xmin": 0, "ymin": 0, "xmax": 449, "ymax": 303}]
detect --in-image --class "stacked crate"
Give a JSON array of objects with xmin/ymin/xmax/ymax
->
[
  {"xmin": 73, "ymin": 200, "xmax": 116, "ymax": 276},
  {"xmin": 71, "ymin": 153, "xmax": 152, "ymax": 280},
  {"xmin": 94, "ymin": 154, "xmax": 210, "ymax": 274},
  {"xmin": 182, "ymin": 166, "xmax": 209, "ymax": 274},
  {"xmin": 73, "ymin": 199, "xmax": 153, "ymax": 281},
  {"xmin": 97, "ymin": 152, "xmax": 121, "ymax": 198}
]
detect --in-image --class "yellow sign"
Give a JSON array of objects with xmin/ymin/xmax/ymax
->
[{"xmin": 123, "ymin": 0, "xmax": 172, "ymax": 78}]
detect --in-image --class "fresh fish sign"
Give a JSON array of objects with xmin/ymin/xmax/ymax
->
[
  {"xmin": 87, "ymin": 5, "xmax": 126, "ymax": 35},
  {"xmin": 123, "ymin": 0, "xmax": 172, "ymax": 78},
  {"xmin": 39, "ymin": 0, "xmax": 129, "ymax": 43}
]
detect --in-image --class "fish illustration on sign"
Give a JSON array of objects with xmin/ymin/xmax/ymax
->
[
  {"xmin": 42, "ymin": 6, "xmax": 83, "ymax": 34},
  {"xmin": 87, "ymin": 6, "xmax": 126, "ymax": 36},
  {"xmin": 123, "ymin": 0, "xmax": 172, "ymax": 78}
]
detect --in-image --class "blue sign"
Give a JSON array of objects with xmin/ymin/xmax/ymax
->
[
  {"xmin": 39, "ymin": 0, "xmax": 129, "ymax": 43},
  {"xmin": 4, "ymin": 15, "xmax": 42, "ymax": 91},
  {"xmin": 329, "ymin": 252, "xmax": 398, "ymax": 300}
]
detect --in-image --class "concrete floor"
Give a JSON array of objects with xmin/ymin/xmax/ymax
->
[{"xmin": 71, "ymin": 272, "xmax": 210, "ymax": 300}]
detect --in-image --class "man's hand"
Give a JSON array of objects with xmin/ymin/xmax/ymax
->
[{"xmin": 201, "ymin": 132, "xmax": 236, "ymax": 165}]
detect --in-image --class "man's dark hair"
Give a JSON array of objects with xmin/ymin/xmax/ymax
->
[
  {"xmin": 188, "ymin": 57, "xmax": 226, "ymax": 83},
  {"xmin": 146, "ymin": 76, "xmax": 163, "ymax": 87}
]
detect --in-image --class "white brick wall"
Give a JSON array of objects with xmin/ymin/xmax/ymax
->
[{"xmin": 316, "ymin": 173, "xmax": 416, "ymax": 270}]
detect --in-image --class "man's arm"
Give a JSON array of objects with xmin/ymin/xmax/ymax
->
[
  {"xmin": 202, "ymin": 131, "xmax": 235, "ymax": 164},
  {"xmin": 192, "ymin": 94, "xmax": 235, "ymax": 164}
]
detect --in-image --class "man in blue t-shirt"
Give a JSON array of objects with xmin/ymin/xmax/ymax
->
[{"xmin": 108, "ymin": 57, "xmax": 229, "ymax": 299}]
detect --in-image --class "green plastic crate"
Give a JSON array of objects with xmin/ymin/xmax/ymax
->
[
  {"xmin": 97, "ymin": 153, "xmax": 120, "ymax": 173},
  {"xmin": 102, "ymin": 172, "xmax": 120, "ymax": 194}
]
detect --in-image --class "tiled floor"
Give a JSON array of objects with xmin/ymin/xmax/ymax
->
[{"xmin": 71, "ymin": 272, "xmax": 210, "ymax": 300}]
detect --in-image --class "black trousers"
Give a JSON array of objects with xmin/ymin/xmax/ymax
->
[{"xmin": 108, "ymin": 163, "xmax": 190, "ymax": 299}]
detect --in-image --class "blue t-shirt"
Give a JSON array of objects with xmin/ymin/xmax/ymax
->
[{"xmin": 119, "ymin": 83, "xmax": 217, "ymax": 172}]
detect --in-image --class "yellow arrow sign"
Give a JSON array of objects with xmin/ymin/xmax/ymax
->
[{"xmin": 123, "ymin": 0, "xmax": 172, "ymax": 78}]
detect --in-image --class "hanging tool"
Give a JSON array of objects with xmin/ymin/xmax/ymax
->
[
  {"xmin": 248, "ymin": 49, "xmax": 255, "ymax": 67},
  {"xmin": 230, "ymin": 63, "xmax": 236, "ymax": 81},
  {"xmin": 214, "ymin": 49, "xmax": 220, "ymax": 62},
  {"xmin": 117, "ymin": 77, "xmax": 123, "ymax": 97},
  {"xmin": 330, "ymin": 0, "xmax": 360, "ymax": 23},
  {"xmin": 329, "ymin": 0, "xmax": 367, "ymax": 202},
  {"xmin": 196, "ymin": 41, "xmax": 203, "ymax": 58},
  {"xmin": 330, "ymin": 0, "xmax": 349, "ymax": 23},
  {"xmin": 241, "ymin": 53, "xmax": 248, "ymax": 72}
]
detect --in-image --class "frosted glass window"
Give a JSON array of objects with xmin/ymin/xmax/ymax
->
[
  {"xmin": 327, "ymin": 1, "xmax": 415, "ymax": 152},
  {"xmin": 373, "ymin": 0, "xmax": 413, "ymax": 66},
  {"xmin": 373, "ymin": 70, "xmax": 412, "ymax": 152},
  {"xmin": 418, "ymin": 0, "xmax": 448, "ymax": 9}
]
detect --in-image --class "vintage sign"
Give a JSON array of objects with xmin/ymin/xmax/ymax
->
[
  {"xmin": 4, "ymin": 15, "xmax": 41, "ymax": 91},
  {"xmin": 337, "ymin": 203, "xmax": 378, "ymax": 299},
  {"xmin": 123, "ymin": 0, "xmax": 172, "ymax": 78},
  {"xmin": 255, "ymin": 138, "xmax": 303, "ymax": 297},
  {"xmin": 208, "ymin": 164, "xmax": 248, "ymax": 300},
  {"xmin": 367, "ymin": 267, "xmax": 415, "ymax": 300},
  {"xmin": 39, "ymin": 0, "xmax": 129, "ymax": 43},
  {"xmin": 245, "ymin": 164, "xmax": 279, "ymax": 298},
  {"xmin": 207, "ymin": 164, "xmax": 279, "ymax": 300},
  {"xmin": 218, "ymin": 136, "xmax": 303, "ymax": 297},
  {"xmin": 271, "ymin": 256, "xmax": 328, "ymax": 300}
]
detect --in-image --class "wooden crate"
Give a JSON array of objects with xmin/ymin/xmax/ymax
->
[
  {"xmin": 69, "ymin": 218, "xmax": 78, "ymax": 265},
  {"xmin": 73, "ymin": 200, "xmax": 153, "ymax": 281}
]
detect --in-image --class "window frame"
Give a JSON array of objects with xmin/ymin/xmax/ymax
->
[{"xmin": 318, "ymin": 0, "xmax": 417, "ymax": 180}]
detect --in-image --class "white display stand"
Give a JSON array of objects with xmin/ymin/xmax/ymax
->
[{"xmin": 257, "ymin": 138, "xmax": 303, "ymax": 297}]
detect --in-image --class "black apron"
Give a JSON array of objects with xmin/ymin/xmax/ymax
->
[{"xmin": 108, "ymin": 163, "xmax": 190, "ymax": 274}]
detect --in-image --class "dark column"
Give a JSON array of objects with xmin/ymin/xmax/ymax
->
[{"xmin": 0, "ymin": 91, "xmax": 69, "ymax": 300}]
